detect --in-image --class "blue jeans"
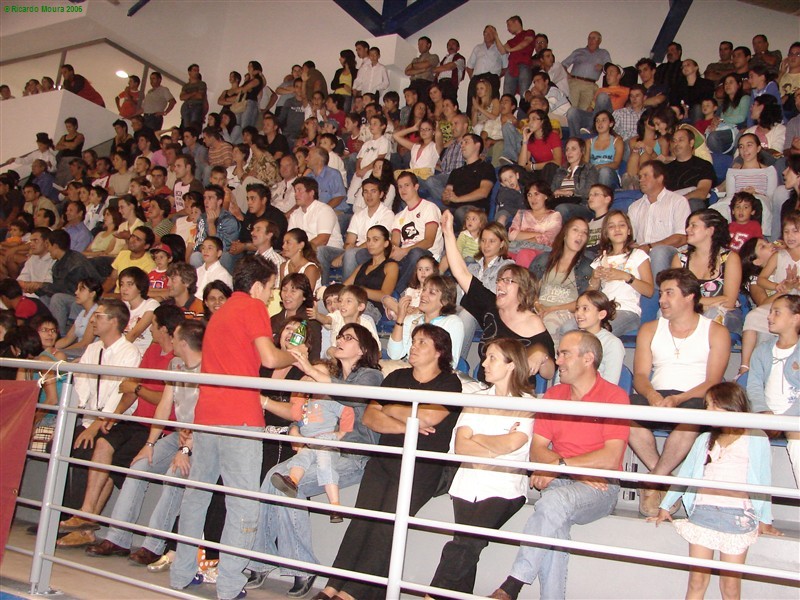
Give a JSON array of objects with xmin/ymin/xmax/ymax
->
[
  {"xmin": 248, "ymin": 454, "xmax": 367, "ymax": 578},
  {"xmin": 418, "ymin": 173, "xmax": 448, "ymax": 208},
  {"xmin": 501, "ymin": 122, "xmax": 523, "ymax": 164},
  {"xmin": 596, "ymin": 166, "xmax": 620, "ymax": 189},
  {"xmin": 317, "ymin": 246, "xmax": 369, "ymax": 283},
  {"xmin": 240, "ymin": 100, "xmax": 259, "ymax": 130},
  {"xmin": 456, "ymin": 306, "xmax": 478, "ymax": 361},
  {"xmin": 181, "ymin": 102, "xmax": 204, "ymax": 129},
  {"xmin": 284, "ymin": 433, "xmax": 340, "ymax": 486},
  {"xmin": 554, "ymin": 202, "xmax": 593, "ymax": 223},
  {"xmin": 106, "ymin": 432, "xmax": 185, "ymax": 554},
  {"xmin": 610, "ymin": 310, "xmax": 641, "ymax": 336},
  {"xmin": 648, "ymin": 245, "xmax": 679, "ymax": 280},
  {"xmin": 39, "ymin": 292, "xmax": 80, "ymax": 336},
  {"xmin": 170, "ymin": 428, "xmax": 262, "ymax": 600},
  {"xmin": 504, "ymin": 64, "xmax": 533, "ymax": 98},
  {"xmin": 565, "ymin": 93, "xmax": 613, "ymax": 135},
  {"xmin": 509, "ymin": 478, "xmax": 619, "ymax": 599},
  {"xmin": 395, "ymin": 247, "xmax": 432, "ymax": 295}
]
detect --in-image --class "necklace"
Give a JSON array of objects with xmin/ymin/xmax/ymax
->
[{"xmin": 668, "ymin": 320, "xmax": 698, "ymax": 359}]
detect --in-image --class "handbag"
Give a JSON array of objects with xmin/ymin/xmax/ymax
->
[{"xmin": 231, "ymin": 92, "xmax": 247, "ymax": 114}]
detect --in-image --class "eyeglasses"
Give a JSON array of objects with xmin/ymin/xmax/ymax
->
[
  {"xmin": 336, "ymin": 333, "xmax": 357, "ymax": 343},
  {"xmin": 94, "ymin": 313, "xmax": 113, "ymax": 319},
  {"xmin": 497, "ymin": 277, "xmax": 518, "ymax": 285},
  {"xmin": 38, "ymin": 327, "xmax": 57, "ymax": 334}
]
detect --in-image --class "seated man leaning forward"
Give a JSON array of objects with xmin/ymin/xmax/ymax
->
[
  {"xmin": 629, "ymin": 268, "xmax": 730, "ymax": 518},
  {"xmin": 490, "ymin": 330, "xmax": 630, "ymax": 600}
]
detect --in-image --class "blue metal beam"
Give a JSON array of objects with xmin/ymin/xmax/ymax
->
[
  {"xmin": 382, "ymin": 0, "xmax": 408, "ymax": 19},
  {"xmin": 386, "ymin": 0, "xmax": 470, "ymax": 37},
  {"xmin": 650, "ymin": 0, "xmax": 693, "ymax": 62},
  {"xmin": 333, "ymin": 0, "xmax": 468, "ymax": 39},
  {"xmin": 332, "ymin": 0, "xmax": 384, "ymax": 37}
]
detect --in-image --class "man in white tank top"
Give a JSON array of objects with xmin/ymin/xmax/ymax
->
[{"xmin": 629, "ymin": 269, "xmax": 731, "ymax": 517}]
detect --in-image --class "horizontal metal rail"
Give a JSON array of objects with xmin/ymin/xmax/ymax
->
[{"xmin": 4, "ymin": 356, "xmax": 798, "ymax": 599}]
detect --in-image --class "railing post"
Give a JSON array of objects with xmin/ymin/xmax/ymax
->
[
  {"xmin": 29, "ymin": 373, "xmax": 76, "ymax": 595},
  {"xmin": 386, "ymin": 403, "xmax": 419, "ymax": 599}
]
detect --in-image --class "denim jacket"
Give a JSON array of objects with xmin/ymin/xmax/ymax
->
[
  {"xmin": 747, "ymin": 339, "xmax": 800, "ymax": 414},
  {"xmin": 661, "ymin": 430, "xmax": 773, "ymax": 524},
  {"xmin": 529, "ymin": 251, "xmax": 594, "ymax": 296}
]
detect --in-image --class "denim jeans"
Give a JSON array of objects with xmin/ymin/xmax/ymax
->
[
  {"xmin": 39, "ymin": 292, "xmax": 80, "ymax": 336},
  {"xmin": 143, "ymin": 114, "xmax": 164, "ymax": 132},
  {"xmin": 106, "ymin": 432, "xmax": 186, "ymax": 554},
  {"xmin": 181, "ymin": 102, "xmax": 204, "ymax": 129},
  {"xmin": 504, "ymin": 65, "xmax": 533, "ymax": 98},
  {"xmin": 554, "ymin": 202, "xmax": 593, "ymax": 223},
  {"xmin": 456, "ymin": 306, "xmax": 478, "ymax": 361},
  {"xmin": 610, "ymin": 310, "xmax": 641, "ymax": 336},
  {"xmin": 501, "ymin": 122, "xmax": 523, "ymax": 164},
  {"xmin": 248, "ymin": 453, "xmax": 367, "ymax": 578},
  {"xmin": 170, "ymin": 427, "xmax": 262, "ymax": 600},
  {"xmin": 648, "ymin": 245, "xmax": 679, "ymax": 280},
  {"xmin": 418, "ymin": 173, "xmax": 449, "ymax": 208},
  {"xmin": 509, "ymin": 478, "xmax": 619, "ymax": 599},
  {"xmin": 565, "ymin": 93, "xmax": 612, "ymax": 136},
  {"xmin": 284, "ymin": 433, "xmax": 340, "ymax": 486},
  {"xmin": 596, "ymin": 166, "xmax": 620, "ymax": 189},
  {"xmin": 395, "ymin": 247, "xmax": 432, "ymax": 295},
  {"xmin": 240, "ymin": 100, "xmax": 259, "ymax": 130}
]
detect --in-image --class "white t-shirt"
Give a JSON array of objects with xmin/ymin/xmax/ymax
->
[
  {"xmin": 195, "ymin": 261, "xmax": 233, "ymax": 300},
  {"xmin": 765, "ymin": 344, "xmax": 795, "ymax": 415},
  {"xmin": 327, "ymin": 152, "xmax": 347, "ymax": 187},
  {"xmin": 590, "ymin": 248, "xmax": 650, "ymax": 315},
  {"xmin": 448, "ymin": 394, "xmax": 535, "ymax": 502},
  {"xmin": 328, "ymin": 311, "xmax": 380, "ymax": 349},
  {"xmin": 287, "ymin": 200, "xmax": 344, "ymax": 248},
  {"xmin": 125, "ymin": 297, "xmax": 160, "ymax": 355},
  {"xmin": 346, "ymin": 204, "xmax": 395, "ymax": 245},
  {"xmin": 392, "ymin": 199, "xmax": 443, "ymax": 260},
  {"xmin": 356, "ymin": 136, "xmax": 390, "ymax": 166}
]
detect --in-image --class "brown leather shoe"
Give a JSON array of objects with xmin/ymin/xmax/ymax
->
[
  {"xmin": 638, "ymin": 488, "xmax": 665, "ymax": 518},
  {"xmin": 86, "ymin": 539, "xmax": 130, "ymax": 557},
  {"xmin": 56, "ymin": 529, "xmax": 96, "ymax": 548},
  {"xmin": 488, "ymin": 589, "xmax": 512, "ymax": 600},
  {"xmin": 270, "ymin": 472, "xmax": 298, "ymax": 498},
  {"xmin": 128, "ymin": 547, "xmax": 160, "ymax": 565}
]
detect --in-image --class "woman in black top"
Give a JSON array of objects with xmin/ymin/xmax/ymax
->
[
  {"xmin": 318, "ymin": 324, "xmax": 462, "ymax": 600},
  {"xmin": 442, "ymin": 210, "xmax": 556, "ymax": 382},
  {"xmin": 344, "ymin": 225, "xmax": 398, "ymax": 321}
]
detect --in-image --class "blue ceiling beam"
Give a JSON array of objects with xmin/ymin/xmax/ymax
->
[
  {"xmin": 332, "ymin": 0, "xmax": 468, "ymax": 38},
  {"xmin": 332, "ymin": 0, "xmax": 384, "ymax": 37},
  {"xmin": 650, "ymin": 0, "xmax": 694, "ymax": 62},
  {"xmin": 387, "ymin": 0, "xmax": 470, "ymax": 37},
  {"xmin": 382, "ymin": 0, "xmax": 408, "ymax": 19}
]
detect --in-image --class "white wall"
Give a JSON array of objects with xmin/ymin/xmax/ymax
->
[{"xmin": 0, "ymin": 0, "xmax": 798, "ymax": 117}]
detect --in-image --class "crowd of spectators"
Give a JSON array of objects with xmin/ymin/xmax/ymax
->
[{"xmin": 1, "ymin": 18, "xmax": 799, "ymax": 600}]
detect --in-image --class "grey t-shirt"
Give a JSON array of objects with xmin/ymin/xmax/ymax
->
[{"xmin": 169, "ymin": 357, "xmax": 200, "ymax": 423}]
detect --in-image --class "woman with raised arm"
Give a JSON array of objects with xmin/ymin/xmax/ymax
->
[{"xmin": 441, "ymin": 210, "xmax": 555, "ymax": 383}]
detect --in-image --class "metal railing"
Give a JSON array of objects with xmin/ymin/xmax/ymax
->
[{"xmin": 2, "ymin": 357, "xmax": 799, "ymax": 599}]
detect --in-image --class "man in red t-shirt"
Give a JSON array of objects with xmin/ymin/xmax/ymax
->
[
  {"xmin": 170, "ymin": 255, "xmax": 303, "ymax": 599},
  {"xmin": 500, "ymin": 16, "xmax": 536, "ymax": 98},
  {"xmin": 57, "ymin": 304, "xmax": 183, "ymax": 548},
  {"xmin": 490, "ymin": 331, "xmax": 630, "ymax": 600}
]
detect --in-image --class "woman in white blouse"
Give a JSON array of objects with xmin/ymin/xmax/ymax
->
[
  {"xmin": 428, "ymin": 337, "xmax": 535, "ymax": 595},
  {"xmin": 392, "ymin": 118, "xmax": 439, "ymax": 179}
]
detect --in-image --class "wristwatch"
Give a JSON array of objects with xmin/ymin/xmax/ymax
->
[
  {"xmin": 558, "ymin": 458, "xmax": 567, "ymax": 466},
  {"xmin": 179, "ymin": 446, "xmax": 192, "ymax": 457},
  {"xmin": 626, "ymin": 274, "xmax": 635, "ymax": 285},
  {"xmin": 134, "ymin": 384, "xmax": 142, "ymax": 396}
]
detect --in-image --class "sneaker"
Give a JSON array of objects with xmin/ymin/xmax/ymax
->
[
  {"xmin": 200, "ymin": 565, "xmax": 218, "ymax": 584},
  {"xmin": 579, "ymin": 127, "xmax": 592, "ymax": 135},
  {"xmin": 146, "ymin": 553, "xmax": 174, "ymax": 572},
  {"xmin": 498, "ymin": 156, "xmax": 513, "ymax": 165},
  {"xmin": 244, "ymin": 570, "xmax": 268, "ymax": 590}
]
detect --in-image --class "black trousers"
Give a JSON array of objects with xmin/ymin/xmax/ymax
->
[
  {"xmin": 430, "ymin": 494, "xmax": 526, "ymax": 594},
  {"xmin": 326, "ymin": 455, "xmax": 444, "ymax": 600}
]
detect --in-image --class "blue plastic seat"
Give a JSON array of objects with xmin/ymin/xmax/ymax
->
[{"xmin": 618, "ymin": 364, "xmax": 633, "ymax": 395}]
